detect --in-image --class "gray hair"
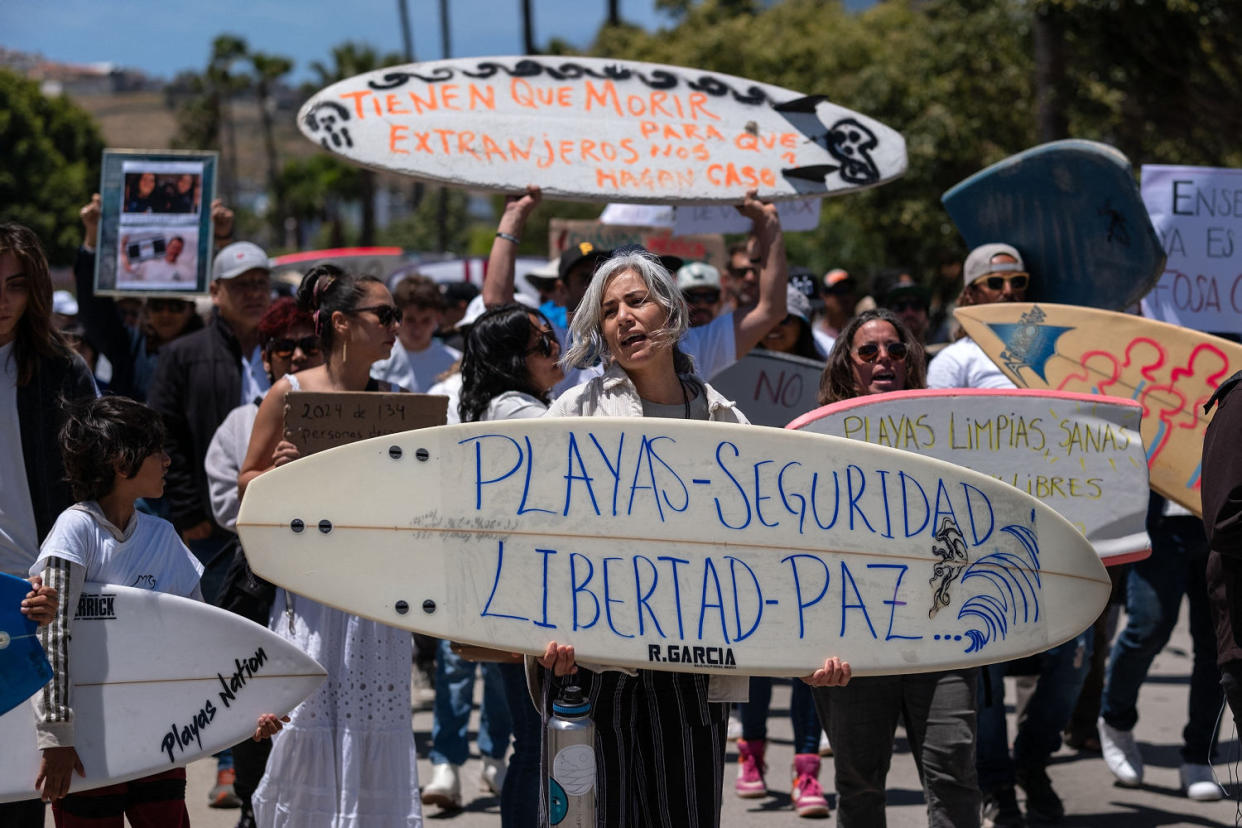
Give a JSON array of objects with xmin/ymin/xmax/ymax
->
[{"xmin": 562, "ymin": 250, "xmax": 695, "ymax": 373}]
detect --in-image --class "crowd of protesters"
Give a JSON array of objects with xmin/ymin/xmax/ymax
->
[{"xmin": 0, "ymin": 181, "xmax": 1237, "ymax": 828}]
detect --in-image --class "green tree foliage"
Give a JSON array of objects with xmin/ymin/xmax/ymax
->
[
  {"xmin": 590, "ymin": 0, "xmax": 1036, "ymax": 279},
  {"xmin": 0, "ymin": 69, "xmax": 105, "ymax": 264},
  {"xmin": 309, "ymin": 43, "xmax": 406, "ymax": 246},
  {"xmin": 582, "ymin": 0, "xmax": 1242, "ymax": 287},
  {"xmin": 376, "ymin": 187, "xmax": 472, "ymax": 252},
  {"xmin": 278, "ymin": 154, "xmax": 366, "ymax": 249}
]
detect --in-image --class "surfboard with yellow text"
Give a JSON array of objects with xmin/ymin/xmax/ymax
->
[{"xmin": 789, "ymin": 389, "xmax": 1150, "ymax": 565}]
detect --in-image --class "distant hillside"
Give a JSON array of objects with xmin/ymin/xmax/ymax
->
[{"xmin": 69, "ymin": 90, "xmax": 319, "ymax": 195}]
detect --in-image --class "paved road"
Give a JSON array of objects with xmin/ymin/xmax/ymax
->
[{"xmin": 169, "ymin": 603, "xmax": 1237, "ymax": 826}]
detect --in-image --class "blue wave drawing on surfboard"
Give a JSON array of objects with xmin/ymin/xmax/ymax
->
[{"xmin": 957, "ymin": 520, "xmax": 1042, "ymax": 654}]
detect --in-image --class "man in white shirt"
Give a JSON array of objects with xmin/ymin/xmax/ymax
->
[
  {"xmin": 121, "ymin": 235, "xmax": 194, "ymax": 284},
  {"xmin": 926, "ymin": 243, "xmax": 1028, "ymax": 390},
  {"xmin": 929, "ymin": 242, "xmax": 1091, "ymax": 825},
  {"xmin": 371, "ymin": 274, "xmax": 461, "ymax": 392}
]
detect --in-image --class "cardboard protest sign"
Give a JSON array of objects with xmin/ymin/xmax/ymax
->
[
  {"xmin": 599, "ymin": 200, "xmax": 822, "ymax": 233},
  {"xmin": 95, "ymin": 150, "xmax": 217, "ymax": 296},
  {"xmin": 707, "ymin": 350, "xmax": 826, "ymax": 428},
  {"xmin": 297, "ymin": 56, "xmax": 906, "ymax": 204},
  {"xmin": 548, "ymin": 219, "xmax": 725, "ymax": 270},
  {"xmin": 1139, "ymin": 164, "xmax": 1242, "ymax": 334},
  {"xmin": 283, "ymin": 392, "xmax": 447, "ymax": 456},
  {"xmin": 790, "ymin": 389, "xmax": 1150, "ymax": 565}
]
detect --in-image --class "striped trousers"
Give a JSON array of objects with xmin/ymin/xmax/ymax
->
[{"xmin": 543, "ymin": 667, "xmax": 729, "ymax": 827}]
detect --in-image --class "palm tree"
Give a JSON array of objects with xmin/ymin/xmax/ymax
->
[
  {"xmin": 310, "ymin": 43, "xmax": 404, "ymax": 245},
  {"xmin": 250, "ymin": 51, "xmax": 294, "ymax": 232},
  {"xmin": 209, "ymin": 35, "xmax": 250, "ymax": 206}
]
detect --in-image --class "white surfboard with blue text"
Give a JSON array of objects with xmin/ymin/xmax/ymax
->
[
  {"xmin": 0, "ymin": 584, "xmax": 325, "ymax": 802},
  {"xmin": 237, "ymin": 418, "xmax": 1109, "ymax": 677}
]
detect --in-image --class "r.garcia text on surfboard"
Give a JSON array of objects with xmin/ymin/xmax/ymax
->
[{"xmin": 159, "ymin": 646, "xmax": 268, "ymax": 763}]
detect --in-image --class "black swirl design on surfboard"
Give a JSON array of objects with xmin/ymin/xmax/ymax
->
[{"xmin": 364, "ymin": 58, "xmax": 771, "ymax": 105}]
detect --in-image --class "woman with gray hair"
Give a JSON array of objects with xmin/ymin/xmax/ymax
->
[{"xmin": 538, "ymin": 233, "xmax": 851, "ymax": 827}]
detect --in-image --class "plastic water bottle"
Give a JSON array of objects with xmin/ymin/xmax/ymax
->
[{"xmin": 545, "ymin": 683, "xmax": 595, "ymax": 827}]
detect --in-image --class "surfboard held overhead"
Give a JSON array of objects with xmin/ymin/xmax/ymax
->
[
  {"xmin": 238, "ymin": 418, "xmax": 1108, "ymax": 678},
  {"xmin": 297, "ymin": 56, "xmax": 908, "ymax": 204}
]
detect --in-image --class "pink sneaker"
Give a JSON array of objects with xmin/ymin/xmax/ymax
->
[
  {"xmin": 791, "ymin": 754, "xmax": 830, "ymax": 818},
  {"xmin": 735, "ymin": 738, "xmax": 768, "ymax": 798}
]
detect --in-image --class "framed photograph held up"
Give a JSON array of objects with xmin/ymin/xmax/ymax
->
[{"xmin": 95, "ymin": 149, "xmax": 218, "ymax": 296}]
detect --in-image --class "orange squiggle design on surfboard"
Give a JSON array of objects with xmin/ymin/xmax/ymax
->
[{"xmin": 1054, "ymin": 336, "xmax": 1231, "ymax": 483}]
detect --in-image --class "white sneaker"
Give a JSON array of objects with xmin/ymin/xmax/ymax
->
[
  {"xmin": 421, "ymin": 762, "xmax": 462, "ymax": 809},
  {"xmin": 727, "ymin": 711, "xmax": 742, "ymax": 741},
  {"xmin": 1180, "ymin": 762, "xmax": 1225, "ymax": 801},
  {"xmin": 1097, "ymin": 717, "xmax": 1142, "ymax": 786},
  {"xmin": 818, "ymin": 730, "xmax": 832, "ymax": 757},
  {"xmin": 481, "ymin": 755, "xmax": 508, "ymax": 795}
]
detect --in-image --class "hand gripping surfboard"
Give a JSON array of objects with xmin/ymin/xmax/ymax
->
[{"xmin": 237, "ymin": 418, "xmax": 1108, "ymax": 678}]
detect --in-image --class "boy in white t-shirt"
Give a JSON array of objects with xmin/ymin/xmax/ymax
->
[{"xmin": 28, "ymin": 396, "xmax": 284, "ymax": 822}]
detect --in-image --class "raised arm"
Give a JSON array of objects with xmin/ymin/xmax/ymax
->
[
  {"xmin": 482, "ymin": 186, "xmax": 541, "ymax": 308},
  {"xmin": 238, "ymin": 377, "xmax": 298, "ymax": 498},
  {"xmin": 731, "ymin": 191, "xmax": 788, "ymax": 358}
]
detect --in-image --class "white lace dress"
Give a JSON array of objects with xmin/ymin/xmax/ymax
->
[{"xmin": 251, "ymin": 374, "xmax": 422, "ymax": 827}]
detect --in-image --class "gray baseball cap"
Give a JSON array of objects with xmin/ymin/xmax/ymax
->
[
  {"xmin": 212, "ymin": 241, "xmax": 271, "ymax": 281},
  {"xmin": 963, "ymin": 243, "xmax": 1025, "ymax": 288}
]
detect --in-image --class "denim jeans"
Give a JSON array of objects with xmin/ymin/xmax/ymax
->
[
  {"xmin": 1101, "ymin": 510, "xmax": 1222, "ymax": 762},
  {"xmin": 739, "ymin": 677, "xmax": 821, "ymax": 753},
  {"xmin": 498, "ymin": 661, "xmax": 540, "ymax": 828},
  {"xmin": 977, "ymin": 631, "xmax": 1092, "ymax": 790},
  {"xmin": 429, "ymin": 639, "xmax": 512, "ymax": 765}
]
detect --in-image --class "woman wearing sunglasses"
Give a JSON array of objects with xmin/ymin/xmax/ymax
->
[
  {"xmin": 537, "ymin": 245, "xmax": 851, "ymax": 828},
  {"xmin": 814, "ymin": 309, "xmax": 981, "ymax": 827},
  {"xmin": 451, "ymin": 303, "xmax": 563, "ymax": 826},
  {"xmin": 239, "ymin": 265, "xmax": 424, "ymax": 828}
]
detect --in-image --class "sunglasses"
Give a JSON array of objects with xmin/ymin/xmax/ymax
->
[
  {"xmin": 146, "ymin": 298, "xmax": 192, "ymax": 313},
  {"xmin": 683, "ymin": 289, "xmax": 721, "ymax": 305},
  {"xmin": 854, "ymin": 341, "xmax": 909, "ymax": 363},
  {"xmin": 526, "ymin": 329, "xmax": 559, "ymax": 358},
  {"xmin": 971, "ymin": 273, "xmax": 1029, "ymax": 292},
  {"xmin": 727, "ymin": 265, "xmax": 758, "ymax": 279},
  {"xmin": 353, "ymin": 304, "xmax": 403, "ymax": 326},
  {"xmin": 268, "ymin": 335, "xmax": 321, "ymax": 359}
]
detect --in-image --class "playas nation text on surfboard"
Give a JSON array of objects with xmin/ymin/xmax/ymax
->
[
  {"xmin": 789, "ymin": 389, "xmax": 1150, "ymax": 566},
  {"xmin": 237, "ymin": 419, "xmax": 1108, "ymax": 678},
  {"xmin": 298, "ymin": 56, "xmax": 907, "ymax": 203},
  {"xmin": 955, "ymin": 302, "xmax": 1242, "ymax": 516},
  {"xmin": 0, "ymin": 585, "xmax": 325, "ymax": 802}
]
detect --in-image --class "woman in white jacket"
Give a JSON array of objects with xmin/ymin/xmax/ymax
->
[{"xmin": 539, "ymin": 242, "xmax": 851, "ymax": 827}]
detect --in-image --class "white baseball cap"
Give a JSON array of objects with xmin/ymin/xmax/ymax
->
[
  {"xmin": 676, "ymin": 262, "xmax": 721, "ymax": 291},
  {"xmin": 212, "ymin": 241, "xmax": 271, "ymax": 281}
]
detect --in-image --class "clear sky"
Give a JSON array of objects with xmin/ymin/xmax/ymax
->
[{"xmin": 2, "ymin": 0, "xmax": 677, "ymax": 82}]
